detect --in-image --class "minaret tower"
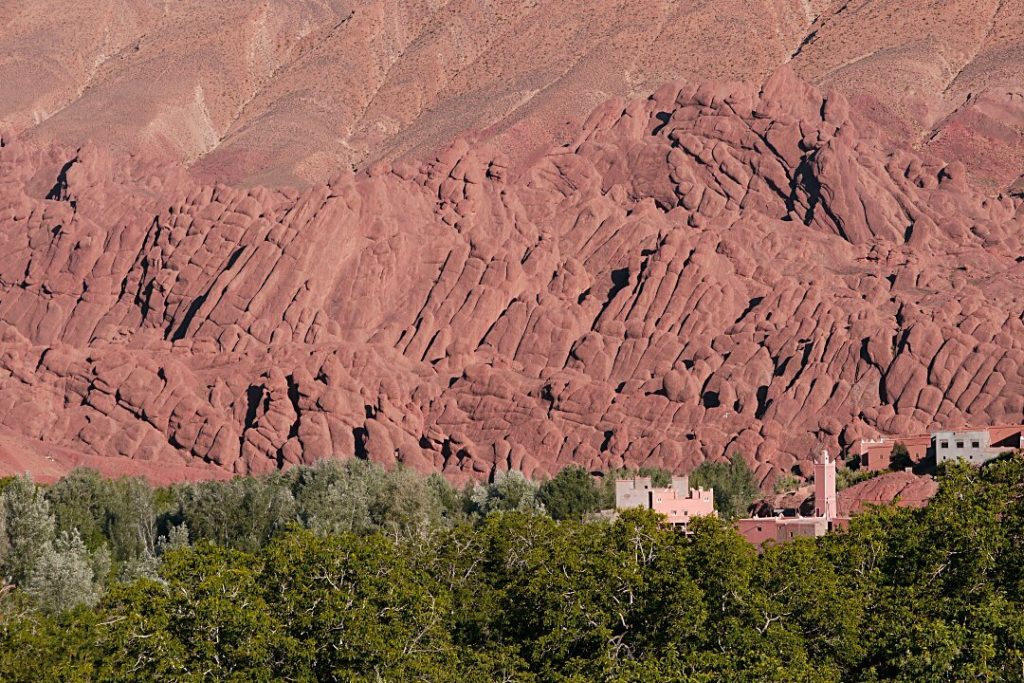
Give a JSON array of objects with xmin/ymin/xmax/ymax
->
[{"xmin": 813, "ymin": 449, "xmax": 837, "ymax": 521}]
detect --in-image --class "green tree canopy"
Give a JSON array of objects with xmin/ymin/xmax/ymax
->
[
  {"xmin": 537, "ymin": 465, "xmax": 602, "ymax": 520},
  {"xmin": 2, "ymin": 452, "xmax": 1023, "ymax": 682},
  {"xmin": 690, "ymin": 453, "xmax": 759, "ymax": 519}
]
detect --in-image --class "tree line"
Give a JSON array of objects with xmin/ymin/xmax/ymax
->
[
  {"xmin": 0, "ymin": 454, "xmax": 761, "ymax": 609},
  {"xmin": 2, "ymin": 453, "xmax": 1021, "ymax": 680}
]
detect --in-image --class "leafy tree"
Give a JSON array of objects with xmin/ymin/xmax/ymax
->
[
  {"xmin": 372, "ymin": 464, "xmax": 447, "ymax": 540},
  {"xmin": 25, "ymin": 531, "xmax": 100, "ymax": 613},
  {"xmin": 0, "ymin": 602, "xmax": 99, "ymax": 682},
  {"xmin": 46, "ymin": 470, "xmax": 156, "ymax": 567},
  {"xmin": 467, "ymin": 470, "xmax": 542, "ymax": 516},
  {"xmin": 287, "ymin": 458, "xmax": 382, "ymax": 535},
  {"xmin": 751, "ymin": 538, "xmax": 866, "ymax": 676},
  {"xmin": 94, "ymin": 543, "xmax": 282, "ymax": 682},
  {"xmin": 287, "ymin": 459, "xmax": 449, "ymax": 540},
  {"xmin": 889, "ymin": 442, "xmax": 912, "ymax": 470},
  {"xmin": 773, "ymin": 473, "xmax": 800, "ymax": 493},
  {"xmin": 45, "ymin": 469, "xmax": 115, "ymax": 554},
  {"xmin": 2, "ymin": 452, "xmax": 1024, "ymax": 681},
  {"xmin": 171, "ymin": 474, "xmax": 296, "ymax": 552},
  {"xmin": 427, "ymin": 472, "xmax": 466, "ymax": 524},
  {"xmin": 690, "ymin": 453, "xmax": 758, "ymax": 519},
  {"xmin": 537, "ymin": 465, "xmax": 601, "ymax": 520},
  {"xmin": 261, "ymin": 529, "xmax": 458, "ymax": 681},
  {"xmin": 0, "ymin": 477, "xmax": 55, "ymax": 585}
]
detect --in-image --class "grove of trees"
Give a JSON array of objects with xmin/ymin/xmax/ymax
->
[{"xmin": 1, "ymin": 453, "xmax": 1022, "ymax": 681}]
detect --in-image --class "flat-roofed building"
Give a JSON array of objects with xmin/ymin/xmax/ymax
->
[
  {"xmin": 858, "ymin": 425, "xmax": 1023, "ymax": 470},
  {"xmin": 934, "ymin": 426, "xmax": 1023, "ymax": 466},
  {"xmin": 615, "ymin": 475, "xmax": 715, "ymax": 532},
  {"xmin": 857, "ymin": 434, "xmax": 931, "ymax": 471}
]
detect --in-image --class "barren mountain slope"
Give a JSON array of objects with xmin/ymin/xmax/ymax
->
[
  {"xmin": 1, "ymin": 70, "xmax": 1021, "ymax": 485},
  {"xmin": 2, "ymin": 0, "xmax": 1022, "ymax": 188}
]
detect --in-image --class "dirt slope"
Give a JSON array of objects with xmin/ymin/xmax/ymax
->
[{"xmin": 2, "ymin": 0, "xmax": 1022, "ymax": 189}]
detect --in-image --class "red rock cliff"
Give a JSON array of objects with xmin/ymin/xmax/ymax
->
[{"xmin": 0, "ymin": 71, "xmax": 1021, "ymax": 485}]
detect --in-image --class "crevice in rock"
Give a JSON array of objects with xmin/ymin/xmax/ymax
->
[
  {"xmin": 593, "ymin": 267, "xmax": 631, "ymax": 327},
  {"xmin": 285, "ymin": 374, "xmax": 302, "ymax": 439},
  {"xmin": 701, "ymin": 390, "xmax": 721, "ymax": 409},
  {"xmin": 243, "ymin": 385, "xmax": 263, "ymax": 431},
  {"xmin": 755, "ymin": 385, "xmax": 771, "ymax": 419},
  {"xmin": 46, "ymin": 157, "xmax": 78, "ymax": 203},
  {"xmin": 170, "ymin": 293, "xmax": 207, "ymax": 340},
  {"xmin": 788, "ymin": 29, "xmax": 818, "ymax": 61},
  {"xmin": 784, "ymin": 340, "xmax": 815, "ymax": 392},
  {"xmin": 734, "ymin": 296, "xmax": 764, "ymax": 325},
  {"xmin": 353, "ymin": 426, "xmax": 369, "ymax": 459},
  {"xmin": 651, "ymin": 111, "xmax": 672, "ymax": 136}
]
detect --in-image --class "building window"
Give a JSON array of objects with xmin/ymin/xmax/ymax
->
[
  {"xmin": 940, "ymin": 440, "xmax": 948, "ymax": 448},
  {"xmin": 971, "ymin": 441, "xmax": 980, "ymax": 449},
  {"xmin": 956, "ymin": 441, "xmax": 964, "ymax": 449}
]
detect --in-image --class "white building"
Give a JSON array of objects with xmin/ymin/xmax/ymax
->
[{"xmin": 933, "ymin": 428, "xmax": 1020, "ymax": 466}]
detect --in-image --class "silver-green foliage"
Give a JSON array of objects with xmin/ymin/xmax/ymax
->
[
  {"xmin": 468, "ymin": 470, "xmax": 543, "ymax": 515},
  {"xmin": 0, "ymin": 477, "xmax": 56, "ymax": 585},
  {"xmin": 25, "ymin": 530, "xmax": 99, "ymax": 613},
  {"xmin": 290, "ymin": 459, "xmax": 447, "ymax": 540},
  {"xmin": 45, "ymin": 469, "xmax": 157, "ymax": 563}
]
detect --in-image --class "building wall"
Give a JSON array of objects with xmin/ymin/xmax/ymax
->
[
  {"xmin": 615, "ymin": 477, "xmax": 653, "ymax": 509},
  {"xmin": 777, "ymin": 519, "xmax": 827, "ymax": 541},
  {"xmin": 650, "ymin": 488, "xmax": 714, "ymax": 527},
  {"xmin": 935, "ymin": 430, "xmax": 997, "ymax": 465},
  {"xmin": 858, "ymin": 439, "xmax": 893, "ymax": 471},
  {"xmin": 858, "ymin": 434, "xmax": 930, "ymax": 471},
  {"xmin": 735, "ymin": 518, "xmax": 779, "ymax": 546},
  {"xmin": 737, "ymin": 450, "xmax": 843, "ymax": 548},
  {"xmin": 735, "ymin": 517, "xmax": 838, "ymax": 547},
  {"xmin": 615, "ymin": 477, "xmax": 715, "ymax": 531},
  {"xmin": 861, "ymin": 426, "xmax": 1023, "ymax": 470}
]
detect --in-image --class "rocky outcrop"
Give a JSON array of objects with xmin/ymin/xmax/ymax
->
[
  {"xmin": 0, "ymin": 71, "xmax": 1021, "ymax": 486},
  {"xmin": 839, "ymin": 472, "xmax": 939, "ymax": 515}
]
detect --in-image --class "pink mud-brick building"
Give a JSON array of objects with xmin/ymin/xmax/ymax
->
[
  {"xmin": 858, "ymin": 433, "xmax": 932, "ymax": 471},
  {"xmin": 615, "ymin": 476, "xmax": 715, "ymax": 532},
  {"xmin": 736, "ymin": 450, "xmax": 849, "ymax": 548}
]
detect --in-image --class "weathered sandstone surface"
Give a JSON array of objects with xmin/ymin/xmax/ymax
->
[
  {"xmin": 839, "ymin": 472, "xmax": 939, "ymax": 516},
  {"xmin": 0, "ymin": 70, "xmax": 1021, "ymax": 486},
  {"xmin": 3, "ymin": 0, "xmax": 1023, "ymax": 189}
]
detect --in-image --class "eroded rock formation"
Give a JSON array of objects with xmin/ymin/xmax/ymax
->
[
  {"xmin": 839, "ymin": 472, "xmax": 939, "ymax": 516},
  {"xmin": 3, "ymin": 0, "xmax": 1023, "ymax": 188},
  {"xmin": 1, "ymin": 70, "xmax": 1021, "ymax": 486}
]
